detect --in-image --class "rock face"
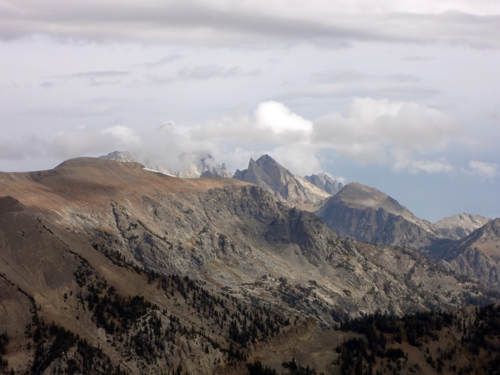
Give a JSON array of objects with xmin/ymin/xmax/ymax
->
[
  {"xmin": 431, "ymin": 218, "xmax": 500, "ymax": 289},
  {"xmin": 0, "ymin": 157, "xmax": 497, "ymax": 373},
  {"xmin": 233, "ymin": 155, "xmax": 331, "ymax": 211},
  {"xmin": 176, "ymin": 153, "xmax": 233, "ymax": 178},
  {"xmin": 99, "ymin": 150, "xmax": 135, "ymax": 162},
  {"xmin": 99, "ymin": 150, "xmax": 232, "ymax": 178},
  {"xmin": 432, "ymin": 213, "xmax": 491, "ymax": 241},
  {"xmin": 304, "ymin": 173, "xmax": 343, "ymax": 195},
  {"xmin": 316, "ymin": 182, "xmax": 441, "ymax": 250}
]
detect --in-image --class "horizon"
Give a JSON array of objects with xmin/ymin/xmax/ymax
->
[{"xmin": 1, "ymin": 0, "xmax": 499, "ymax": 222}]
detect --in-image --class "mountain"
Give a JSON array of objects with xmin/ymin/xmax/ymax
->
[
  {"xmin": 431, "ymin": 218, "xmax": 500, "ymax": 290},
  {"xmin": 99, "ymin": 150, "xmax": 232, "ymax": 178},
  {"xmin": 0, "ymin": 158, "xmax": 497, "ymax": 373},
  {"xmin": 175, "ymin": 152, "xmax": 233, "ymax": 178},
  {"xmin": 316, "ymin": 181, "xmax": 442, "ymax": 250},
  {"xmin": 233, "ymin": 154, "xmax": 331, "ymax": 211},
  {"xmin": 304, "ymin": 172, "xmax": 343, "ymax": 195},
  {"xmin": 432, "ymin": 213, "xmax": 491, "ymax": 241},
  {"xmin": 98, "ymin": 150, "xmax": 135, "ymax": 163}
]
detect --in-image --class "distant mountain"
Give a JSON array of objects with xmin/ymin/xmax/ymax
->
[
  {"xmin": 175, "ymin": 152, "xmax": 232, "ymax": 178},
  {"xmin": 431, "ymin": 218, "xmax": 500, "ymax": 289},
  {"xmin": 0, "ymin": 157, "xmax": 497, "ymax": 373},
  {"xmin": 98, "ymin": 150, "xmax": 135, "ymax": 163},
  {"xmin": 304, "ymin": 173, "xmax": 343, "ymax": 195},
  {"xmin": 432, "ymin": 213, "xmax": 491, "ymax": 240},
  {"xmin": 99, "ymin": 150, "xmax": 232, "ymax": 178},
  {"xmin": 233, "ymin": 154, "xmax": 331, "ymax": 211},
  {"xmin": 316, "ymin": 182, "xmax": 442, "ymax": 250}
]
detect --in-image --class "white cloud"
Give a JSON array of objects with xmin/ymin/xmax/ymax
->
[
  {"xmin": 465, "ymin": 161, "xmax": 498, "ymax": 179},
  {"xmin": 312, "ymin": 97, "xmax": 461, "ymax": 171},
  {"xmin": 50, "ymin": 125, "xmax": 141, "ymax": 158},
  {"xmin": 191, "ymin": 100, "xmax": 312, "ymax": 145},
  {"xmin": 255, "ymin": 101, "xmax": 313, "ymax": 135},
  {"xmin": 0, "ymin": 98, "xmax": 467, "ymax": 177}
]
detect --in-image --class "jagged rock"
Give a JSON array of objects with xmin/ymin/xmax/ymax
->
[
  {"xmin": 432, "ymin": 213, "xmax": 491, "ymax": 240},
  {"xmin": 233, "ymin": 154, "xmax": 331, "ymax": 211},
  {"xmin": 431, "ymin": 218, "xmax": 500, "ymax": 289},
  {"xmin": 99, "ymin": 150, "xmax": 135, "ymax": 162},
  {"xmin": 304, "ymin": 173, "xmax": 343, "ymax": 195},
  {"xmin": 0, "ymin": 157, "xmax": 498, "ymax": 373}
]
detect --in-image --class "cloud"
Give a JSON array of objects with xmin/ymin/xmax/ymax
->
[
  {"xmin": 191, "ymin": 100, "xmax": 312, "ymax": 145},
  {"xmin": 134, "ymin": 54, "xmax": 184, "ymax": 68},
  {"xmin": 177, "ymin": 64, "xmax": 257, "ymax": 80},
  {"xmin": 465, "ymin": 161, "xmax": 498, "ymax": 179},
  {"xmin": 311, "ymin": 70, "xmax": 371, "ymax": 83},
  {"xmin": 282, "ymin": 83, "xmax": 439, "ymax": 101},
  {"xmin": 49, "ymin": 125, "xmax": 141, "ymax": 159},
  {"xmin": 401, "ymin": 56, "xmax": 434, "ymax": 61},
  {"xmin": 0, "ymin": 98, "xmax": 468, "ymax": 177},
  {"xmin": 58, "ymin": 71, "xmax": 131, "ymax": 79},
  {"xmin": 56, "ymin": 70, "xmax": 131, "ymax": 86},
  {"xmin": 312, "ymin": 97, "xmax": 462, "ymax": 171},
  {"xmin": 1, "ymin": 1, "xmax": 500, "ymax": 48}
]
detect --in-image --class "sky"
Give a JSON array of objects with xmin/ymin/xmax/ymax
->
[{"xmin": 1, "ymin": 0, "xmax": 499, "ymax": 222}]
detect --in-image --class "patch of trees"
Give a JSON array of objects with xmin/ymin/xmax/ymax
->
[{"xmin": 0, "ymin": 333, "xmax": 9, "ymax": 370}]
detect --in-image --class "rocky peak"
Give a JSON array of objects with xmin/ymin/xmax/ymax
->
[
  {"xmin": 233, "ymin": 154, "xmax": 331, "ymax": 211},
  {"xmin": 432, "ymin": 213, "xmax": 491, "ymax": 240},
  {"xmin": 304, "ymin": 173, "xmax": 343, "ymax": 195},
  {"xmin": 316, "ymin": 182, "xmax": 440, "ymax": 250},
  {"xmin": 98, "ymin": 150, "xmax": 135, "ymax": 163},
  {"xmin": 99, "ymin": 150, "xmax": 232, "ymax": 178}
]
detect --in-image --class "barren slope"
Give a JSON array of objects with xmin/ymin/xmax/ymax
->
[{"xmin": 0, "ymin": 158, "xmax": 497, "ymax": 374}]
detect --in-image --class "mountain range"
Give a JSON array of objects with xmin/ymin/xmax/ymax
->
[{"xmin": 1, "ymin": 157, "xmax": 498, "ymax": 374}]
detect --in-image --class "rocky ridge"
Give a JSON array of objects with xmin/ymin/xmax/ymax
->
[
  {"xmin": 432, "ymin": 213, "xmax": 491, "ymax": 241},
  {"xmin": 430, "ymin": 218, "xmax": 500, "ymax": 290},
  {"xmin": 99, "ymin": 150, "xmax": 232, "ymax": 178},
  {"xmin": 0, "ymin": 157, "xmax": 498, "ymax": 374},
  {"xmin": 233, "ymin": 154, "xmax": 331, "ymax": 211},
  {"xmin": 305, "ymin": 172, "xmax": 343, "ymax": 195},
  {"xmin": 316, "ymin": 182, "xmax": 442, "ymax": 250}
]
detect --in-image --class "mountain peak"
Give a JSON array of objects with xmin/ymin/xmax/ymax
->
[{"xmin": 233, "ymin": 154, "xmax": 330, "ymax": 211}]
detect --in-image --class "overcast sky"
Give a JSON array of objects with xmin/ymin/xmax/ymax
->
[{"xmin": 1, "ymin": 0, "xmax": 499, "ymax": 221}]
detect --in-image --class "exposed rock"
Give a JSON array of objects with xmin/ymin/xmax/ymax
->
[
  {"xmin": 0, "ymin": 158, "xmax": 497, "ymax": 373},
  {"xmin": 99, "ymin": 150, "xmax": 232, "ymax": 178},
  {"xmin": 304, "ymin": 173, "xmax": 343, "ymax": 195},
  {"xmin": 316, "ymin": 182, "xmax": 441, "ymax": 250},
  {"xmin": 233, "ymin": 155, "xmax": 331, "ymax": 211},
  {"xmin": 432, "ymin": 213, "xmax": 491, "ymax": 240},
  {"xmin": 98, "ymin": 150, "xmax": 135, "ymax": 163},
  {"xmin": 431, "ymin": 218, "xmax": 500, "ymax": 290},
  {"xmin": 175, "ymin": 152, "xmax": 233, "ymax": 178}
]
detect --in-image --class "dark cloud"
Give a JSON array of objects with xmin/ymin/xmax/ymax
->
[
  {"xmin": 1, "ymin": 1, "xmax": 499, "ymax": 48},
  {"xmin": 40, "ymin": 81, "xmax": 56, "ymax": 88}
]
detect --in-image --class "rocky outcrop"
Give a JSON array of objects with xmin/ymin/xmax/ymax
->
[
  {"xmin": 99, "ymin": 150, "xmax": 135, "ymax": 163},
  {"xmin": 316, "ymin": 182, "xmax": 441, "ymax": 250},
  {"xmin": 99, "ymin": 150, "xmax": 232, "ymax": 178},
  {"xmin": 233, "ymin": 155, "xmax": 331, "ymax": 211},
  {"xmin": 304, "ymin": 173, "xmax": 343, "ymax": 195},
  {"xmin": 0, "ymin": 157, "xmax": 497, "ymax": 373},
  {"xmin": 432, "ymin": 213, "xmax": 491, "ymax": 240},
  {"xmin": 431, "ymin": 218, "xmax": 500, "ymax": 289}
]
